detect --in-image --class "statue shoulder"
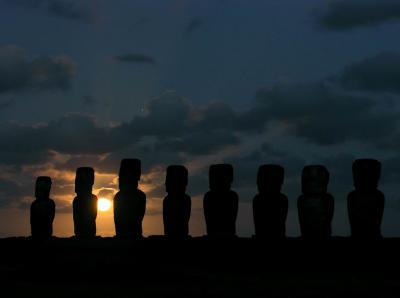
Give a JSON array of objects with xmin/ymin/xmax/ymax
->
[{"xmin": 137, "ymin": 189, "xmax": 146, "ymax": 198}]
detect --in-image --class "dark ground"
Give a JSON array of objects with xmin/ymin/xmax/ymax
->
[{"xmin": 0, "ymin": 237, "xmax": 399, "ymax": 297}]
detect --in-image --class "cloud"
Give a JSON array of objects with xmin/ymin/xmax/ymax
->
[
  {"xmin": 97, "ymin": 188, "xmax": 116, "ymax": 199},
  {"xmin": 3, "ymin": 51, "xmax": 400, "ymax": 212},
  {"xmin": 0, "ymin": 45, "xmax": 77, "ymax": 94},
  {"xmin": 0, "ymin": 91, "xmax": 244, "ymax": 208},
  {"xmin": 0, "ymin": 92, "xmax": 241, "ymax": 170},
  {"xmin": 336, "ymin": 52, "xmax": 400, "ymax": 93},
  {"xmin": 184, "ymin": 17, "xmax": 205, "ymax": 37},
  {"xmin": 158, "ymin": 131, "xmax": 240, "ymax": 155},
  {"xmin": 0, "ymin": 123, "xmax": 56, "ymax": 167},
  {"xmin": 95, "ymin": 142, "xmax": 188, "ymax": 175},
  {"xmin": 114, "ymin": 54, "xmax": 157, "ymax": 65},
  {"xmin": 0, "ymin": 113, "xmax": 117, "ymax": 168},
  {"xmin": 317, "ymin": 0, "xmax": 400, "ymax": 30},
  {"xmin": 44, "ymin": 0, "xmax": 97, "ymax": 22},
  {"xmin": 3, "ymin": 0, "xmax": 98, "ymax": 23},
  {"xmin": 29, "ymin": 56, "xmax": 77, "ymax": 90},
  {"xmin": 123, "ymin": 92, "xmax": 193, "ymax": 136},
  {"xmin": 246, "ymin": 82, "xmax": 398, "ymax": 146}
]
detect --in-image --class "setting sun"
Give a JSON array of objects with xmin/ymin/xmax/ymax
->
[{"xmin": 98, "ymin": 198, "xmax": 112, "ymax": 212}]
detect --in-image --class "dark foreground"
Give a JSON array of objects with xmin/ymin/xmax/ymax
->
[{"xmin": 0, "ymin": 237, "xmax": 399, "ymax": 297}]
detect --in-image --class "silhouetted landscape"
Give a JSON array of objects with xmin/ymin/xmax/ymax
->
[
  {"xmin": 29, "ymin": 159, "xmax": 386, "ymax": 240},
  {"xmin": 1, "ymin": 237, "xmax": 400, "ymax": 297},
  {"xmin": 6, "ymin": 158, "xmax": 394, "ymax": 297},
  {"xmin": 2, "ymin": 0, "xmax": 400, "ymax": 296}
]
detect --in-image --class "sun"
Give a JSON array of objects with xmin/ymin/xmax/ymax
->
[{"xmin": 98, "ymin": 198, "xmax": 112, "ymax": 212}]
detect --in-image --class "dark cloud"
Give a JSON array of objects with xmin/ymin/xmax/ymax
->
[
  {"xmin": 0, "ymin": 92, "xmax": 244, "ymax": 208},
  {"xmin": 0, "ymin": 45, "xmax": 77, "ymax": 94},
  {"xmin": 317, "ymin": 0, "xmax": 400, "ymax": 30},
  {"xmin": 3, "ymin": 0, "xmax": 98, "ymax": 23},
  {"xmin": 95, "ymin": 142, "xmax": 188, "ymax": 175},
  {"xmin": 43, "ymin": 113, "xmax": 132, "ymax": 155},
  {"xmin": 1, "ymin": 49, "xmax": 395, "ymax": 175},
  {"xmin": 53, "ymin": 154, "xmax": 104, "ymax": 173},
  {"xmin": 248, "ymin": 82, "xmax": 398, "ymax": 146},
  {"xmin": 337, "ymin": 52, "xmax": 400, "ymax": 93},
  {"xmin": 114, "ymin": 54, "xmax": 156, "ymax": 65},
  {"xmin": 198, "ymin": 102, "xmax": 238, "ymax": 131},
  {"xmin": 124, "ymin": 93, "xmax": 193, "ymax": 137},
  {"xmin": 0, "ymin": 113, "xmax": 118, "ymax": 168},
  {"xmin": 120, "ymin": 93, "xmax": 242, "ymax": 156},
  {"xmin": 97, "ymin": 188, "xmax": 115, "ymax": 198},
  {"xmin": 0, "ymin": 69, "xmax": 398, "ymax": 171},
  {"xmin": 29, "ymin": 56, "xmax": 77, "ymax": 91},
  {"xmin": 158, "ymin": 131, "xmax": 240, "ymax": 155},
  {"xmin": 146, "ymin": 166, "xmax": 208, "ymax": 200},
  {"xmin": 45, "ymin": 0, "xmax": 96, "ymax": 22},
  {"xmin": 0, "ymin": 92, "xmax": 241, "ymax": 170},
  {"xmin": 184, "ymin": 17, "xmax": 205, "ymax": 37},
  {"xmin": 2, "ymin": 49, "xmax": 400, "ymax": 210},
  {"xmin": 0, "ymin": 123, "xmax": 55, "ymax": 167}
]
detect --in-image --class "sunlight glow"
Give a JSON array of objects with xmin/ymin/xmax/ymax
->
[{"xmin": 98, "ymin": 198, "xmax": 112, "ymax": 212}]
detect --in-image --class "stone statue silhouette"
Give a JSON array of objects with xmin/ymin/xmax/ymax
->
[
  {"xmin": 297, "ymin": 165, "xmax": 334, "ymax": 239},
  {"xmin": 114, "ymin": 159, "xmax": 146, "ymax": 238},
  {"xmin": 30, "ymin": 176, "xmax": 55, "ymax": 238},
  {"xmin": 73, "ymin": 167, "xmax": 98, "ymax": 238},
  {"xmin": 348, "ymin": 159, "xmax": 385, "ymax": 239},
  {"xmin": 203, "ymin": 164, "xmax": 238, "ymax": 237},
  {"xmin": 253, "ymin": 165, "xmax": 288, "ymax": 238},
  {"xmin": 163, "ymin": 165, "xmax": 191, "ymax": 238}
]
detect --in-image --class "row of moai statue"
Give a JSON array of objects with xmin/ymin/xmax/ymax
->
[{"xmin": 30, "ymin": 158, "xmax": 385, "ymax": 239}]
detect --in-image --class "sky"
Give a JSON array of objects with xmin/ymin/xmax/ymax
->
[{"xmin": 1, "ymin": 0, "xmax": 400, "ymax": 237}]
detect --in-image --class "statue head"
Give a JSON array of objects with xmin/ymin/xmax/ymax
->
[
  {"xmin": 35, "ymin": 176, "xmax": 52, "ymax": 199},
  {"xmin": 257, "ymin": 164, "xmax": 284, "ymax": 195},
  {"xmin": 75, "ymin": 167, "xmax": 95, "ymax": 195},
  {"xmin": 165, "ymin": 165, "xmax": 188, "ymax": 194},
  {"xmin": 119, "ymin": 159, "xmax": 141, "ymax": 190},
  {"xmin": 301, "ymin": 165, "xmax": 329, "ymax": 195},
  {"xmin": 209, "ymin": 164, "xmax": 234, "ymax": 191},
  {"xmin": 352, "ymin": 159, "xmax": 381, "ymax": 191}
]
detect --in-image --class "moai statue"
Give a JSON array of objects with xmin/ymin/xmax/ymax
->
[
  {"xmin": 73, "ymin": 167, "xmax": 98, "ymax": 238},
  {"xmin": 297, "ymin": 165, "xmax": 334, "ymax": 239},
  {"xmin": 114, "ymin": 159, "xmax": 146, "ymax": 238},
  {"xmin": 253, "ymin": 165, "xmax": 288, "ymax": 238},
  {"xmin": 348, "ymin": 159, "xmax": 385, "ymax": 239},
  {"xmin": 203, "ymin": 164, "xmax": 239, "ymax": 237},
  {"xmin": 163, "ymin": 165, "xmax": 191, "ymax": 238},
  {"xmin": 30, "ymin": 176, "xmax": 56, "ymax": 238}
]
